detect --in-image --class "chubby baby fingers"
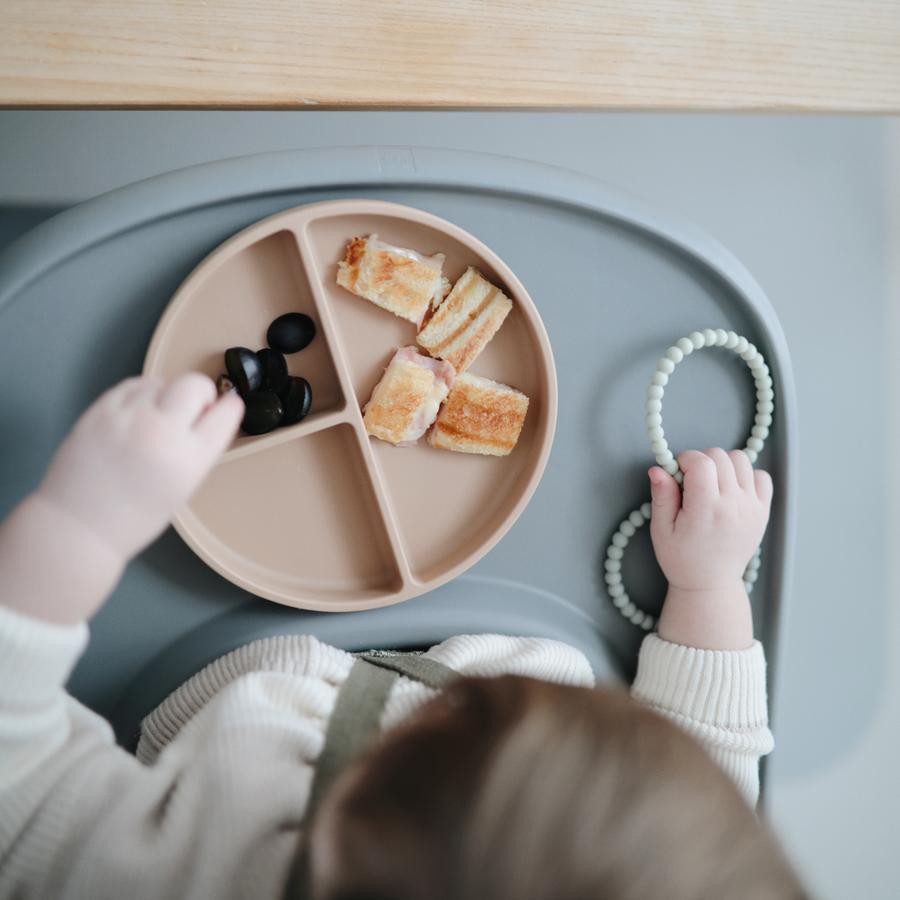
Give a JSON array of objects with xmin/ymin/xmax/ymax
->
[
  {"xmin": 704, "ymin": 447, "xmax": 738, "ymax": 493},
  {"xmin": 677, "ymin": 450, "xmax": 719, "ymax": 507},
  {"xmin": 728, "ymin": 449, "xmax": 755, "ymax": 490},
  {"xmin": 157, "ymin": 373, "xmax": 217, "ymax": 425},
  {"xmin": 648, "ymin": 466, "xmax": 682, "ymax": 533},
  {"xmin": 193, "ymin": 392, "xmax": 244, "ymax": 456},
  {"xmin": 98, "ymin": 375, "xmax": 160, "ymax": 411},
  {"xmin": 754, "ymin": 468, "xmax": 774, "ymax": 507}
]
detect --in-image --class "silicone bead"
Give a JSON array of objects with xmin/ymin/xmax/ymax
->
[
  {"xmin": 646, "ymin": 412, "xmax": 662, "ymax": 427},
  {"xmin": 640, "ymin": 502, "xmax": 651, "ymax": 518},
  {"xmin": 612, "ymin": 533, "xmax": 628, "ymax": 549},
  {"xmin": 751, "ymin": 425, "xmax": 769, "ymax": 440},
  {"xmin": 757, "ymin": 388, "xmax": 774, "ymax": 402},
  {"xmin": 755, "ymin": 413, "xmax": 773, "ymax": 427},
  {"xmin": 629, "ymin": 610, "xmax": 645, "ymax": 625},
  {"xmin": 756, "ymin": 374, "xmax": 773, "ymax": 389},
  {"xmin": 666, "ymin": 346, "xmax": 684, "ymax": 364},
  {"xmin": 747, "ymin": 436, "xmax": 763, "ymax": 452},
  {"xmin": 735, "ymin": 336, "xmax": 749, "ymax": 354},
  {"xmin": 605, "ymin": 571, "xmax": 622, "ymax": 585},
  {"xmin": 652, "ymin": 372, "xmax": 669, "ymax": 386},
  {"xmin": 646, "ymin": 398, "xmax": 662, "ymax": 414},
  {"xmin": 651, "ymin": 439, "xmax": 668, "ymax": 454},
  {"xmin": 664, "ymin": 460, "xmax": 679, "ymax": 475},
  {"xmin": 629, "ymin": 510, "xmax": 644, "ymax": 527},
  {"xmin": 725, "ymin": 331, "xmax": 739, "ymax": 349},
  {"xmin": 715, "ymin": 328, "xmax": 729, "ymax": 346},
  {"xmin": 703, "ymin": 328, "xmax": 718, "ymax": 345},
  {"xmin": 613, "ymin": 593, "xmax": 629, "ymax": 608},
  {"xmin": 608, "ymin": 546, "xmax": 624, "ymax": 560},
  {"xmin": 647, "ymin": 384, "xmax": 664, "ymax": 399},
  {"xmin": 689, "ymin": 331, "xmax": 706, "ymax": 349},
  {"xmin": 676, "ymin": 337, "xmax": 694, "ymax": 355},
  {"xmin": 744, "ymin": 448, "xmax": 758, "ymax": 463},
  {"xmin": 758, "ymin": 400, "xmax": 774, "ymax": 414},
  {"xmin": 674, "ymin": 470, "xmax": 684, "ymax": 485},
  {"xmin": 620, "ymin": 521, "xmax": 636, "ymax": 538},
  {"xmin": 609, "ymin": 584, "xmax": 625, "ymax": 598},
  {"xmin": 657, "ymin": 358, "xmax": 675, "ymax": 375},
  {"xmin": 621, "ymin": 601, "xmax": 636, "ymax": 617},
  {"xmin": 656, "ymin": 450, "xmax": 674, "ymax": 466},
  {"xmin": 605, "ymin": 558, "xmax": 621, "ymax": 572}
]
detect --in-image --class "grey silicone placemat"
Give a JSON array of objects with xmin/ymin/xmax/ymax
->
[{"xmin": 0, "ymin": 147, "xmax": 796, "ymax": 745}]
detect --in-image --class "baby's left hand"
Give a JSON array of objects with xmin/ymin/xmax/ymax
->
[
  {"xmin": 38, "ymin": 374, "xmax": 243, "ymax": 561},
  {"xmin": 649, "ymin": 448, "xmax": 772, "ymax": 593}
]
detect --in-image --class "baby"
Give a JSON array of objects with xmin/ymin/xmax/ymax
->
[{"xmin": 0, "ymin": 374, "xmax": 806, "ymax": 899}]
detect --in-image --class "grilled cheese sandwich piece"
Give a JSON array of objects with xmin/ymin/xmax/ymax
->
[
  {"xmin": 416, "ymin": 267, "xmax": 513, "ymax": 373},
  {"xmin": 337, "ymin": 235, "xmax": 450, "ymax": 326},
  {"xmin": 429, "ymin": 372, "xmax": 529, "ymax": 456},
  {"xmin": 364, "ymin": 347, "xmax": 456, "ymax": 446}
]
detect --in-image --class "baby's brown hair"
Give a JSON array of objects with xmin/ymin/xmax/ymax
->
[{"xmin": 307, "ymin": 676, "xmax": 806, "ymax": 900}]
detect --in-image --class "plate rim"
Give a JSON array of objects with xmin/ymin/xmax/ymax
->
[{"xmin": 143, "ymin": 197, "xmax": 558, "ymax": 612}]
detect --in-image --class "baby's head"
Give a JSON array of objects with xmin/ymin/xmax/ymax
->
[{"xmin": 307, "ymin": 676, "xmax": 806, "ymax": 900}]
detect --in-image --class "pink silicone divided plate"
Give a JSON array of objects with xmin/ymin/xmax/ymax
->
[{"xmin": 143, "ymin": 200, "xmax": 557, "ymax": 611}]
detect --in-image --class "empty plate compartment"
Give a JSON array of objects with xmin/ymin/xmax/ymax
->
[{"xmin": 176, "ymin": 424, "xmax": 403, "ymax": 607}]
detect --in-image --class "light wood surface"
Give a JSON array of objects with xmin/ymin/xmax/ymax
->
[{"xmin": 1, "ymin": 1, "xmax": 899, "ymax": 110}]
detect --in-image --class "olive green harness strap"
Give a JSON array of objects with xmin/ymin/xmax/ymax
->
[
  {"xmin": 358, "ymin": 650, "xmax": 460, "ymax": 691},
  {"xmin": 304, "ymin": 658, "xmax": 396, "ymax": 818},
  {"xmin": 287, "ymin": 652, "xmax": 459, "ymax": 897},
  {"xmin": 304, "ymin": 652, "xmax": 459, "ymax": 824}
]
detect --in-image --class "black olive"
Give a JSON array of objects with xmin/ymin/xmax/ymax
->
[
  {"xmin": 241, "ymin": 391, "xmax": 284, "ymax": 435},
  {"xmin": 224, "ymin": 347, "xmax": 263, "ymax": 396},
  {"xmin": 279, "ymin": 376, "xmax": 312, "ymax": 425},
  {"xmin": 215, "ymin": 373, "xmax": 236, "ymax": 397},
  {"xmin": 257, "ymin": 348, "xmax": 289, "ymax": 394},
  {"xmin": 267, "ymin": 313, "xmax": 316, "ymax": 354}
]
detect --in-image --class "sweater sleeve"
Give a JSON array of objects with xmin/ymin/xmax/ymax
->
[
  {"xmin": 0, "ymin": 605, "xmax": 88, "ymax": 793},
  {"xmin": 0, "ymin": 607, "xmax": 314, "ymax": 900},
  {"xmin": 630, "ymin": 634, "xmax": 774, "ymax": 806}
]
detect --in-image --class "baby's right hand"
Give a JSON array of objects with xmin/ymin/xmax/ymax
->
[
  {"xmin": 648, "ymin": 449, "xmax": 773, "ymax": 592},
  {"xmin": 38, "ymin": 374, "xmax": 243, "ymax": 562}
]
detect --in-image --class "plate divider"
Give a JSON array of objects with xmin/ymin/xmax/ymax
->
[
  {"xmin": 292, "ymin": 224, "xmax": 415, "ymax": 590},
  {"xmin": 219, "ymin": 408, "xmax": 351, "ymax": 465}
]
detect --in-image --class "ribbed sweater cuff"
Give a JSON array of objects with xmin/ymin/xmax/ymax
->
[
  {"xmin": 631, "ymin": 634, "xmax": 768, "ymax": 729},
  {"xmin": 0, "ymin": 605, "xmax": 88, "ymax": 698}
]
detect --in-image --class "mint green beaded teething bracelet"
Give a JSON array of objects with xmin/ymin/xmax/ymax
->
[{"xmin": 604, "ymin": 328, "xmax": 773, "ymax": 632}]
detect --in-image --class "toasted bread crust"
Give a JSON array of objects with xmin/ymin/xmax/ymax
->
[
  {"xmin": 340, "ymin": 236, "xmax": 367, "ymax": 291},
  {"xmin": 337, "ymin": 235, "xmax": 445, "ymax": 325},
  {"xmin": 417, "ymin": 267, "xmax": 512, "ymax": 372},
  {"xmin": 429, "ymin": 372, "xmax": 529, "ymax": 456}
]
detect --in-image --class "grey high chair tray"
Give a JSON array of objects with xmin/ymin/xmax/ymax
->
[{"xmin": 0, "ymin": 147, "xmax": 797, "ymax": 757}]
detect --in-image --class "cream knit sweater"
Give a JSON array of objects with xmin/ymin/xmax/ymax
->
[{"xmin": 0, "ymin": 605, "xmax": 773, "ymax": 900}]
